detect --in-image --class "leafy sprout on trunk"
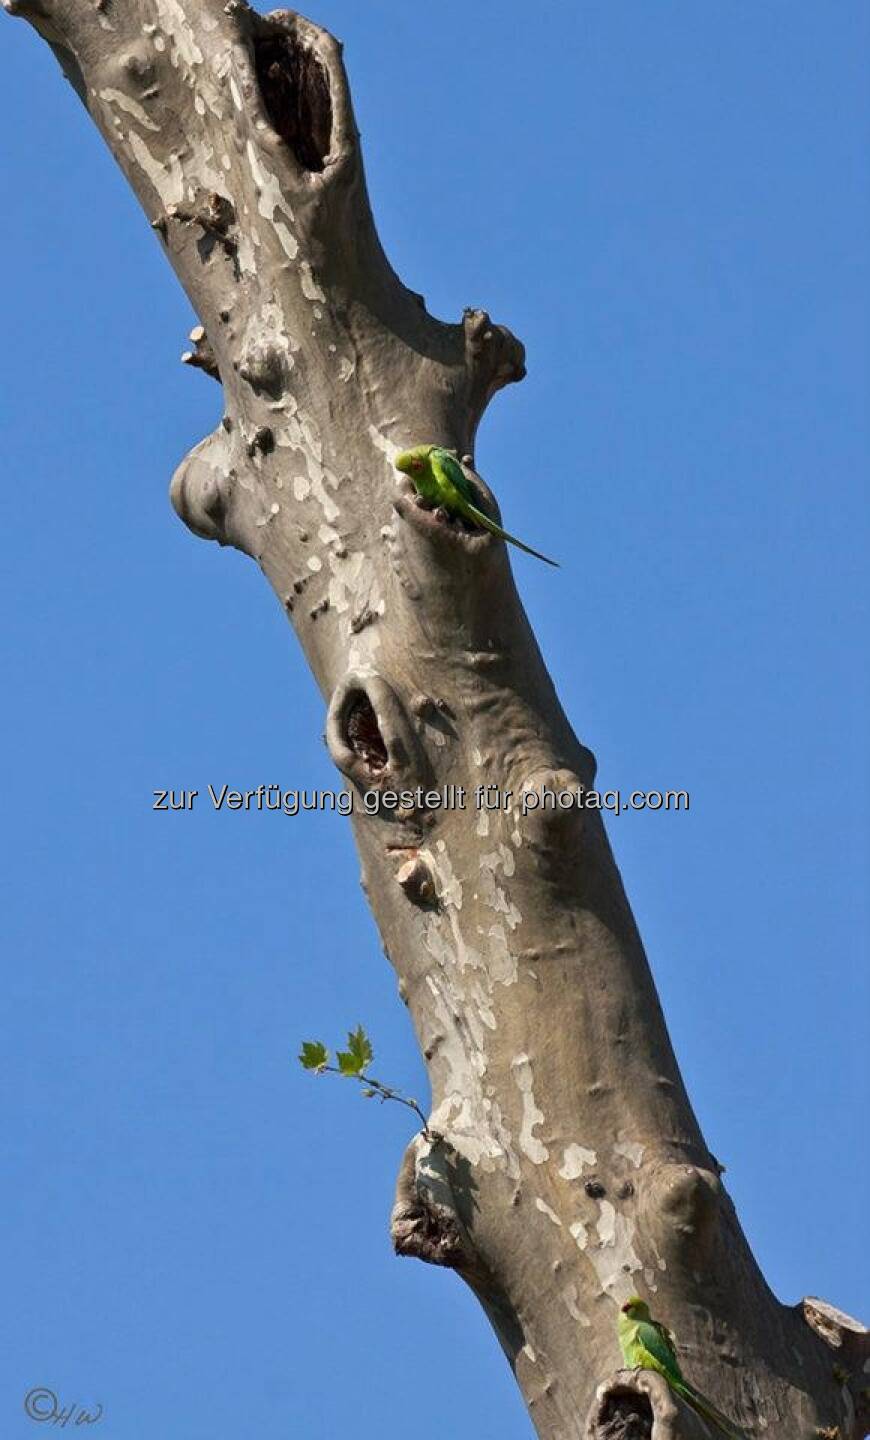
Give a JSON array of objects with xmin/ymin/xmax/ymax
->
[{"xmin": 298, "ymin": 1026, "xmax": 432, "ymax": 1139}]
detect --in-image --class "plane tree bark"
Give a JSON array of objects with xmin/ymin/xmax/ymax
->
[{"xmin": 6, "ymin": 2, "xmax": 866, "ymax": 1437}]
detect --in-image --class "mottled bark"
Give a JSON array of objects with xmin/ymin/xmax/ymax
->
[{"xmin": 6, "ymin": 2, "xmax": 865, "ymax": 1436}]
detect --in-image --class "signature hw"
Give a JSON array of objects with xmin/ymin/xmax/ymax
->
[{"xmin": 24, "ymin": 1389, "xmax": 103, "ymax": 1427}]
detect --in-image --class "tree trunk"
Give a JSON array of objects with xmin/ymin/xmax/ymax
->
[{"xmin": 6, "ymin": 3, "xmax": 865, "ymax": 1436}]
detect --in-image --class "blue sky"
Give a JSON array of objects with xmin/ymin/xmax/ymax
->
[{"xmin": 1, "ymin": 3, "xmax": 867, "ymax": 1437}]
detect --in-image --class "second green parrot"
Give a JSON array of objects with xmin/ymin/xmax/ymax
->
[
  {"xmin": 394, "ymin": 444, "xmax": 558, "ymax": 567},
  {"xmin": 618, "ymin": 1297, "xmax": 747, "ymax": 1439}
]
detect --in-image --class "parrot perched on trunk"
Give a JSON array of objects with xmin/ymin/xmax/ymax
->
[
  {"xmin": 394, "ymin": 444, "xmax": 558, "ymax": 567},
  {"xmin": 618, "ymin": 1297, "xmax": 747, "ymax": 1439}
]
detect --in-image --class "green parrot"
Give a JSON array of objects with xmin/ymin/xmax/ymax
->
[
  {"xmin": 394, "ymin": 444, "xmax": 558, "ymax": 567},
  {"xmin": 618, "ymin": 1297, "xmax": 747, "ymax": 1439}
]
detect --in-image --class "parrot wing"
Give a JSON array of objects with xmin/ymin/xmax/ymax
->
[
  {"xmin": 429, "ymin": 448, "xmax": 559, "ymax": 567},
  {"xmin": 634, "ymin": 1319, "xmax": 682, "ymax": 1379},
  {"xmin": 652, "ymin": 1319, "xmax": 679, "ymax": 1359},
  {"xmin": 429, "ymin": 448, "xmax": 484, "ymax": 508}
]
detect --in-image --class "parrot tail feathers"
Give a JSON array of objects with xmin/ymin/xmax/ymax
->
[
  {"xmin": 671, "ymin": 1377, "xmax": 747, "ymax": 1440},
  {"xmin": 463, "ymin": 501, "xmax": 559, "ymax": 568}
]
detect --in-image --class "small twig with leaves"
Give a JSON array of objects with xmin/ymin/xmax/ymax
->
[{"xmin": 299, "ymin": 1026, "xmax": 432, "ymax": 1139}]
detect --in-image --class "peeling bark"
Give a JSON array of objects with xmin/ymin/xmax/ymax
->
[{"xmin": 5, "ymin": 2, "xmax": 865, "ymax": 1437}]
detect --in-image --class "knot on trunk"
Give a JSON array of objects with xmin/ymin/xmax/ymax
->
[
  {"xmin": 237, "ymin": 334, "xmax": 290, "ymax": 399},
  {"xmin": 245, "ymin": 10, "xmax": 357, "ymax": 187},
  {"xmin": 170, "ymin": 430, "xmax": 236, "ymax": 546},
  {"xmin": 326, "ymin": 673, "xmax": 426, "ymax": 794},
  {"xmin": 181, "ymin": 324, "xmax": 220, "ymax": 381},
  {"xmin": 391, "ymin": 1138, "xmax": 465, "ymax": 1269},
  {"xmin": 520, "ymin": 767, "xmax": 590, "ymax": 831},
  {"xmin": 391, "ymin": 1137, "xmax": 486, "ymax": 1283},
  {"xmin": 587, "ymin": 1371, "xmax": 714, "ymax": 1440},
  {"xmin": 394, "ymin": 854, "xmax": 438, "ymax": 908},
  {"xmin": 463, "ymin": 307, "xmax": 526, "ymax": 415},
  {"xmin": 156, "ymin": 192, "xmax": 239, "ymax": 273},
  {"xmin": 642, "ymin": 1162, "xmax": 722, "ymax": 1264},
  {"xmin": 595, "ymin": 1389, "xmax": 653, "ymax": 1440},
  {"xmin": 253, "ymin": 24, "xmax": 332, "ymax": 171}
]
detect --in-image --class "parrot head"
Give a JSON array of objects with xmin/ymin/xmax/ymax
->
[
  {"xmin": 394, "ymin": 444, "xmax": 434, "ymax": 478},
  {"xmin": 621, "ymin": 1297, "xmax": 652, "ymax": 1322}
]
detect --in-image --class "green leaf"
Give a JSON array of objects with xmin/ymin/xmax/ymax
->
[
  {"xmin": 337, "ymin": 1049, "xmax": 362, "ymax": 1075},
  {"xmin": 299, "ymin": 1040, "xmax": 329, "ymax": 1071},
  {"xmin": 337, "ymin": 1025, "xmax": 373, "ymax": 1077},
  {"xmin": 349, "ymin": 1023, "xmax": 374, "ymax": 1069}
]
